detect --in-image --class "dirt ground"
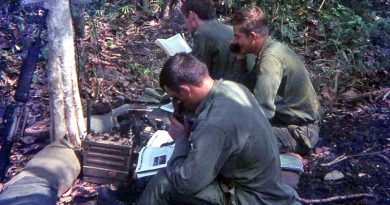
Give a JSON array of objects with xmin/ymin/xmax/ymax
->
[
  {"xmin": 1, "ymin": 7, "xmax": 389, "ymax": 205},
  {"xmin": 299, "ymin": 99, "xmax": 389, "ymax": 204}
]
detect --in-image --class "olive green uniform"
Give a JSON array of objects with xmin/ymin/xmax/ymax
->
[
  {"xmin": 192, "ymin": 20, "xmax": 243, "ymax": 79},
  {"xmin": 249, "ymin": 37, "xmax": 322, "ymax": 154},
  {"xmin": 137, "ymin": 80, "xmax": 299, "ymax": 205}
]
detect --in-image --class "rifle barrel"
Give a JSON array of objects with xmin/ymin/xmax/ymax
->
[{"xmin": 14, "ymin": 39, "xmax": 41, "ymax": 103}]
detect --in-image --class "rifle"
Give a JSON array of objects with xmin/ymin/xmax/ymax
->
[{"xmin": 0, "ymin": 36, "xmax": 41, "ymax": 182}]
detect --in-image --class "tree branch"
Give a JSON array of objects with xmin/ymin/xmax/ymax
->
[
  {"xmin": 343, "ymin": 88, "xmax": 390, "ymax": 102},
  {"xmin": 298, "ymin": 193, "xmax": 375, "ymax": 204},
  {"xmin": 321, "ymin": 149, "xmax": 390, "ymax": 167},
  {"xmin": 317, "ymin": 0, "xmax": 326, "ymax": 12}
]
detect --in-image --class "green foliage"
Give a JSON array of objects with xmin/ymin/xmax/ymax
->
[
  {"xmin": 90, "ymin": 0, "xmax": 133, "ymax": 20},
  {"xmin": 119, "ymin": 4, "xmax": 132, "ymax": 14},
  {"xmin": 105, "ymin": 39, "xmax": 114, "ymax": 47},
  {"xmin": 225, "ymin": 0, "xmax": 389, "ymax": 75},
  {"xmin": 127, "ymin": 62, "xmax": 157, "ymax": 78},
  {"xmin": 319, "ymin": 3, "xmax": 368, "ymax": 70}
]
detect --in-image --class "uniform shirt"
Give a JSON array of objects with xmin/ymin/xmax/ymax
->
[
  {"xmin": 166, "ymin": 80, "xmax": 298, "ymax": 205},
  {"xmin": 252, "ymin": 37, "xmax": 322, "ymax": 125},
  {"xmin": 191, "ymin": 20, "xmax": 240, "ymax": 78}
]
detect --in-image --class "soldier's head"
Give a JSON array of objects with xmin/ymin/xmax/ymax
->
[
  {"xmin": 181, "ymin": 0, "xmax": 215, "ymax": 32},
  {"xmin": 230, "ymin": 6, "xmax": 269, "ymax": 55},
  {"xmin": 160, "ymin": 53, "xmax": 214, "ymax": 110}
]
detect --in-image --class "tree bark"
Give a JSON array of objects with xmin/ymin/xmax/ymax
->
[{"xmin": 46, "ymin": 0, "xmax": 85, "ymax": 146}]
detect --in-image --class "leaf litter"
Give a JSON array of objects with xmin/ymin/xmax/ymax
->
[{"xmin": 0, "ymin": 5, "xmax": 389, "ymax": 205}]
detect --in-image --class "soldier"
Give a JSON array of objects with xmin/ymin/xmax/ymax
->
[
  {"xmin": 230, "ymin": 7, "xmax": 322, "ymax": 157},
  {"xmin": 136, "ymin": 53, "xmax": 299, "ymax": 205},
  {"xmin": 181, "ymin": 0, "xmax": 254, "ymax": 80}
]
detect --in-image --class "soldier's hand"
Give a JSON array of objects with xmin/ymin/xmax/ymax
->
[{"xmin": 168, "ymin": 115, "xmax": 190, "ymax": 141}]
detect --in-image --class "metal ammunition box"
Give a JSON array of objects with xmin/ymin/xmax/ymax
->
[{"xmin": 82, "ymin": 140, "xmax": 133, "ymax": 185}]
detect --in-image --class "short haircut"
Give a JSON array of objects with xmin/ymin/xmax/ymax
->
[
  {"xmin": 181, "ymin": 0, "xmax": 215, "ymax": 20},
  {"xmin": 230, "ymin": 6, "xmax": 269, "ymax": 36},
  {"xmin": 160, "ymin": 53, "xmax": 209, "ymax": 92}
]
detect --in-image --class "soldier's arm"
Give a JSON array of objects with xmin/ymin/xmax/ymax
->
[
  {"xmin": 166, "ymin": 123, "xmax": 231, "ymax": 196},
  {"xmin": 192, "ymin": 34, "xmax": 218, "ymax": 70},
  {"xmin": 192, "ymin": 34, "xmax": 208, "ymax": 61},
  {"xmin": 253, "ymin": 55, "xmax": 283, "ymax": 119}
]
